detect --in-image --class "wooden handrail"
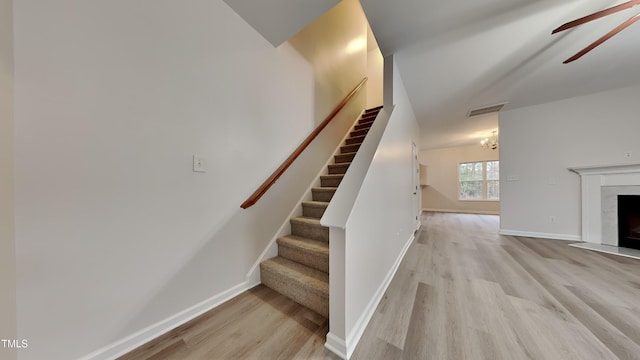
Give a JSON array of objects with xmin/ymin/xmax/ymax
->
[{"xmin": 241, "ymin": 77, "xmax": 368, "ymax": 209}]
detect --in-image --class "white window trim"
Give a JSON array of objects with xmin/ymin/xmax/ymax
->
[{"xmin": 458, "ymin": 160, "xmax": 500, "ymax": 201}]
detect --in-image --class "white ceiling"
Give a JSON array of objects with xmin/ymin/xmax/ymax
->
[
  {"xmin": 226, "ymin": 0, "xmax": 640, "ymax": 149},
  {"xmin": 223, "ymin": 0, "xmax": 340, "ymax": 47},
  {"xmin": 360, "ymin": 0, "xmax": 640, "ymax": 149}
]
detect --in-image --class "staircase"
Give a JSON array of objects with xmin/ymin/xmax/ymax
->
[{"xmin": 260, "ymin": 105, "xmax": 383, "ymax": 317}]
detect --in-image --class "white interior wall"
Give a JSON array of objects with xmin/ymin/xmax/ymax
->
[
  {"xmin": 419, "ymin": 144, "xmax": 500, "ymax": 214},
  {"xmin": 0, "ymin": 0, "xmax": 17, "ymax": 359},
  {"xmin": 500, "ymin": 84, "xmax": 640, "ymax": 240},
  {"xmin": 343, "ymin": 60, "xmax": 419, "ymax": 355},
  {"xmin": 12, "ymin": 1, "xmax": 367, "ymax": 359}
]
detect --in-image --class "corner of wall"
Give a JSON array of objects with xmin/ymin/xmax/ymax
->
[
  {"xmin": 0, "ymin": 0, "xmax": 18, "ymax": 359},
  {"xmin": 499, "ymin": 85, "xmax": 640, "ymax": 238},
  {"xmin": 419, "ymin": 145, "xmax": 500, "ymax": 214},
  {"xmin": 383, "ymin": 54, "xmax": 394, "ymax": 110},
  {"xmin": 0, "ymin": 0, "xmax": 16, "ymax": 358},
  {"xmin": 325, "ymin": 57, "xmax": 420, "ymax": 358}
]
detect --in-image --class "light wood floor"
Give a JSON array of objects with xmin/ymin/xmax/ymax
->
[{"xmin": 120, "ymin": 212, "xmax": 640, "ymax": 360}]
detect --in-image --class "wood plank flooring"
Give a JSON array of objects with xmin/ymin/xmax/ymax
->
[
  {"xmin": 352, "ymin": 212, "xmax": 640, "ymax": 360},
  {"xmin": 117, "ymin": 284, "xmax": 337, "ymax": 360},
  {"xmin": 120, "ymin": 212, "xmax": 640, "ymax": 360}
]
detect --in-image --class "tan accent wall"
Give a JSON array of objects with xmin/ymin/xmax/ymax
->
[
  {"xmin": 366, "ymin": 48, "xmax": 383, "ymax": 108},
  {"xmin": 366, "ymin": 23, "xmax": 383, "ymax": 108},
  {"xmin": 420, "ymin": 144, "xmax": 500, "ymax": 214},
  {"xmin": 288, "ymin": 0, "xmax": 368, "ymax": 123}
]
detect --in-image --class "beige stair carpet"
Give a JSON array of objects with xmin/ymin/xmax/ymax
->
[{"xmin": 260, "ymin": 105, "xmax": 382, "ymax": 317}]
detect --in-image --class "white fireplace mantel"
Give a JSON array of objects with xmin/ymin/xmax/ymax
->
[
  {"xmin": 569, "ymin": 163, "xmax": 640, "ymax": 176},
  {"xmin": 568, "ymin": 163, "xmax": 640, "ymax": 244}
]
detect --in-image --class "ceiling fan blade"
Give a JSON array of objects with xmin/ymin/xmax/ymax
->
[
  {"xmin": 552, "ymin": 0, "xmax": 640, "ymax": 34},
  {"xmin": 563, "ymin": 13, "xmax": 640, "ymax": 63}
]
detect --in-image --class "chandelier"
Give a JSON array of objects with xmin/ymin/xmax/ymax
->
[{"xmin": 480, "ymin": 131, "xmax": 498, "ymax": 150}]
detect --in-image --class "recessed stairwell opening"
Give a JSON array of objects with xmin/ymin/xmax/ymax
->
[{"xmin": 260, "ymin": 106, "xmax": 382, "ymax": 317}]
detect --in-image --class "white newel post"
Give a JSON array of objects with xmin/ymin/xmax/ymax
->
[{"xmin": 324, "ymin": 226, "xmax": 348, "ymax": 359}]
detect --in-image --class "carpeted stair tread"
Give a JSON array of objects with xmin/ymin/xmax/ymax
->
[
  {"xmin": 312, "ymin": 186, "xmax": 338, "ymax": 191},
  {"xmin": 290, "ymin": 216, "xmax": 329, "ymax": 242},
  {"xmin": 260, "ymin": 257, "xmax": 329, "ymax": 316},
  {"xmin": 328, "ymin": 163, "xmax": 350, "ymax": 174},
  {"xmin": 340, "ymin": 143, "xmax": 361, "ymax": 154},
  {"xmin": 335, "ymin": 152, "xmax": 357, "ymax": 164},
  {"xmin": 291, "ymin": 216, "xmax": 324, "ymax": 226},
  {"xmin": 301, "ymin": 200, "xmax": 329, "ymax": 208},
  {"xmin": 302, "ymin": 201, "xmax": 329, "ymax": 218},
  {"xmin": 365, "ymin": 105, "xmax": 383, "ymax": 113},
  {"xmin": 321, "ymin": 174, "xmax": 343, "ymax": 180},
  {"xmin": 345, "ymin": 135, "xmax": 365, "ymax": 145},
  {"xmin": 278, "ymin": 235, "xmax": 329, "ymax": 255},
  {"xmin": 350, "ymin": 128, "xmax": 369, "ymax": 137},
  {"xmin": 360, "ymin": 121, "xmax": 375, "ymax": 128},
  {"xmin": 262, "ymin": 257, "xmax": 328, "ymax": 290},
  {"xmin": 354, "ymin": 122, "xmax": 373, "ymax": 131},
  {"xmin": 277, "ymin": 235, "xmax": 329, "ymax": 273},
  {"xmin": 311, "ymin": 187, "xmax": 337, "ymax": 202},
  {"xmin": 359, "ymin": 116, "xmax": 376, "ymax": 123},
  {"xmin": 320, "ymin": 174, "xmax": 343, "ymax": 187}
]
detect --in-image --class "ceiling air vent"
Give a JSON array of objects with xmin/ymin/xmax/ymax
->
[{"xmin": 467, "ymin": 103, "xmax": 506, "ymax": 117}]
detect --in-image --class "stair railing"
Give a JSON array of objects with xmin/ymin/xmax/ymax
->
[{"xmin": 241, "ymin": 77, "xmax": 368, "ymax": 209}]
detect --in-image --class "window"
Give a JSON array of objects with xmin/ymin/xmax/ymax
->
[{"xmin": 459, "ymin": 161, "xmax": 499, "ymax": 200}]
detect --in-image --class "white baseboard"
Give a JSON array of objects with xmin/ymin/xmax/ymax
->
[
  {"xmin": 333, "ymin": 233, "xmax": 415, "ymax": 359},
  {"xmin": 81, "ymin": 111, "xmax": 368, "ymax": 360},
  {"xmin": 499, "ymin": 229, "xmax": 581, "ymax": 241},
  {"xmin": 325, "ymin": 332, "xmax": 348, "ymax": 360},
  {"xmin": 78, "ymin": 280, "xmax": 260, "ymax": 360},
  {"xmin": 422, "ymin": 208, "xmax": 500, "ymax": 215}
]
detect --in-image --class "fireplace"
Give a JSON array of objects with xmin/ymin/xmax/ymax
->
[
  {"xmin": 568, "ymin": 163, "xmax": 640, "ymax": 245},
  {"xmin": 618, "ymin": 195, "xmax": 640, "ymax": 250}
]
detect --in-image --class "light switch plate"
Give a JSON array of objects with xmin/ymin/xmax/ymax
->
[{"xmin": 193, "ymin": 156, "xmax": 206, "ymax": 173}]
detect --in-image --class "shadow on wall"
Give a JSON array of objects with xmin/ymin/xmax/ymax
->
[
  {"xmin": 111, "ymin": 142, "xmax": 323, "ymax": 338},
  {"xmin": 109, "ymin": 92, "xmax": 366, "ymax": 347},
  {"xmin": 422, "ymin": 186, "xmax": 456, "ymax": 210},
  {"xmin": 114, "ymin": 204, "xmax": 277, "ymax": 340},
  {"xmin": 285, "ymin": 48, "xmax": 362, "ymax": 126}
]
